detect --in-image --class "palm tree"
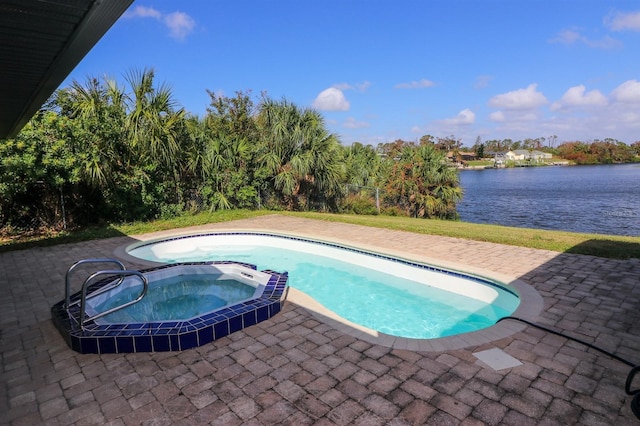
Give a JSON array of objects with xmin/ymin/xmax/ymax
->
[
  {"xmin": 58, "ymin": 77, "xmax": 127, "ymax": 188},
  {"xmin": 124, "ymin": 68, "xmax": 185, "ymax": 171},
  {"xmin": 123, "ymin": 68, "xmax": 187, "ymax": 209},
  {"xmin": 192, "ymin": 91, "xmax": 261, "ymax": 210},
  {"xmin": 383, "ymin": 142, "xmax": 462, "ymax": 219},
  {"xmin": 257, "ymin": 98, "xmax": 345, "ymax": 210},
  {"xmin": 344, "ymin": 142, "xmax": 380, "ymax": 187}
]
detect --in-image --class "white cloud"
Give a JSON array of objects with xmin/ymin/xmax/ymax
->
[
  {"xmin": 165, "ymin": 12, "xmax": 196, "ymax": 41},
  {"xmin": 478, "ymin": 79, "xmax": 640, "ymax": 143},
  {"xmin": 489, "ymin": 111, "xmax": 506, "ymax": 122},
  {"xmin": 394, "ymin": 79, "xmax": 435, "ymax": 89},
  {"xmin": 443, "ymin": 109, "xmax": 475, "ymax": 125},
  {"xmin": 549, "ymin": 29, "xmax": 621, "ymax": 49},
  {"xmin": 518, "ymin": 112, "xmax": 541, "ymax": 122},
  {"xmin": 549, "ymin": 29, "xmax": 582, "ymax": 45},
  {"xmin": 605, "ymin": 10, "xmax": 640, "ymax": 31},
  {"xmin": 614, "ymin": 110, "xmax": 640, "ymax": 125},
  {"xmin": 356, "ymin": 81, "xmax": 372, "ymax": 91},
  {"xmin": 333, "ymin": 81, "xmax": 371, "ymax": 92},
  {"xmin": 312, "ymin": 88, "xmax": 350, "ymax": 111},
  {"xmin": 488, "ymin": 84, "xmax": 548, "ymax": 111},
  {"xmin": 474, "ymin": 75, "xmax": 493, "ymax": 89},
  {"xmin": 611, "ymin": 80, "xmax": 640, "ymax": 104},
  {"xmin": 124, "ymin": 6, "xmax": 195, "ymax": 40},
  {"xmin": 489, "ymin": 110, "xmax": 539, "ymax": 126},
  {"xmin": 333, "ymin": 83, "xmax": 352, "ymax": 90},
  {"xmin": 550, "ymin": 85, "xmax": 608, "ymax": 111},
  {"xmin": 584, "ymin": 35, "xmax": 622, "ymax": 49},
  {"xmin": 124, "ymin": 5, "xmax": 162, "ymax": 19},
  {"xmin": 343, "ymin": 117, "xmax": 370, "ymax": 129}
]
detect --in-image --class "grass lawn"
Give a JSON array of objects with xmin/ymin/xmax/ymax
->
[
  {"xmin": 464, "ymin": 160, "xmax": 495, "ymax": 167},
  {"xmin": 1, "ymin": 210, "xmax": 639, "ymax": 259}
]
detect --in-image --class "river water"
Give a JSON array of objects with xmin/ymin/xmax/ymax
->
[{"xmin": 457, "ymin": 163, "xmax": 640, "ymax": 236}]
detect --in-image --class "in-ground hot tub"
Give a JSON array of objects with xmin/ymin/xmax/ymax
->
[
  {"xmin": 51, "ymin": 262, "xmax": 289, "ymax": 354},
  {"xmin": 86, "ymin": 263, "xmax": 269, "ymax": 323}
]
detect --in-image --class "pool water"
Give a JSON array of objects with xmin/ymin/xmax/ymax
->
[
  {"xmin": 128, "ymin": 234, "xmax": 520, "ymax": 339},
  {"xmin": 90, "ymin": 275, "xmax": 255, "ymax": 323}
]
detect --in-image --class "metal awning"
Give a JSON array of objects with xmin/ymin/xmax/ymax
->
[{"xmin": 0, "ymin": 0, "xmax": 133, "ymax": 139}]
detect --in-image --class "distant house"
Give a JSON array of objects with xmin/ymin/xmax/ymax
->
[
  {"xmin": 534, "ymin": 150, "xmax": 553, "ymax": 160},
  {"xmin": 446, "ymin": 151, "xmax": 477, "ymax": 162},
  {"xmin": 505, "ymin": 150, "xmax": 552, "ymax": 163},
  {"xmin": 505, "ymin": 150, "xmax": 528, "ymax": 161},
  {"xmin": 491, "ymin": 152, "xmax": 507, "ymax": 165}
]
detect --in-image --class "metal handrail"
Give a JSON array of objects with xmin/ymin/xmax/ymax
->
[
  {"xmin": 79, "ymin": 270, "xmax": 148, "ymax": 328},
  {"xmin": 65, "ymin": 258, "xmax": 126, "ymax": 308}
]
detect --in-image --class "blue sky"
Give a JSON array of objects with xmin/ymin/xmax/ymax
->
[{"xmin": 63, "ymin": 0, "xmax": 640, "ymax": 147}]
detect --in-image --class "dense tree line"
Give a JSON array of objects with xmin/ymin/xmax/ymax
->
[
  {"xmin": 6, "ymin": 69, "xmax": 635, "ymax": 232},
  {"xmin": 470, "ymin": 136, "xmax": 640, "ymax": 165},
  {"xmin": 0, "ymin": 70, "xmax": 460, "ymax": 231},
  {"xmin": 555, "ymin": 140, "xmax": 640, "ymax": 165}
]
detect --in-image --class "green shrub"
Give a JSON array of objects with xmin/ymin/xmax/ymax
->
[
  {"xmin": 381, "ymin": 206, "xmax": 406, "ymax": 217},
  {"xmin": 341, "ymin": 194, "xmax": 378, "ymax": 215}
]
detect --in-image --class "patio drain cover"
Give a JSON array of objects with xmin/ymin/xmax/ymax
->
[{"xmin": 473, "ymin": 348, "xmax": 522, "ymax": 370}]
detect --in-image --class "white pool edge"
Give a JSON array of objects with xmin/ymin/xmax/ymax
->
[{"xmin": 115, "ymin": 227, "xmax": 544, "ymax": 351}]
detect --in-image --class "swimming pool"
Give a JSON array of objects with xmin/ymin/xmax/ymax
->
[{"xmin": 124, "ymin": 232, "xmax": 524, "ymax": 341}]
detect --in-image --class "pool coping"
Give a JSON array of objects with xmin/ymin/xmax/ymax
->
[{"xmin": 115, "ymin": 227, "xmax": 545, "ymax": 352}]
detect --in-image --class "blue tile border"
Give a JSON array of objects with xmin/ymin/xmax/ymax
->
[{"xmin": 51, "ymin": 261, "xmax": 288, "ymax": 354}]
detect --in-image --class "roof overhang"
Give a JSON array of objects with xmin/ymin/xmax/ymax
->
[{"xmin": 0, "ymin": 0, "xmax": 134, "ymax": 139}]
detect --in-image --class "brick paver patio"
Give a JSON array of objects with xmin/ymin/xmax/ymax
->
[{"xmin": 1, "ymin": 215, "xmax": 639, "ymax": 425}]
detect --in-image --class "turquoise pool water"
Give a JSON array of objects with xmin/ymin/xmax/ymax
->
[
  {"xmin": 90, "ymin": 275, "xmax": 254, "ymax": 323},
  {"xmin": 127, "ymin": 234, "xmax": 520, "ymax": 339}
]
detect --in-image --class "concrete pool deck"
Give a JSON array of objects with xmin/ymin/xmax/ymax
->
[{"xmin": 2, "ymin": 215, "xmax": 639, "ymax": 424}]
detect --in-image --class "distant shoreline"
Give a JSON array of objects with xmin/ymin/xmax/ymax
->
[
  {"xmin": 458, "ymin": 160, "xmax": 640, "ymax": 171},
  {"xmin": 458, "ymin": 162, "xmax": 570, "ymax": 170}
]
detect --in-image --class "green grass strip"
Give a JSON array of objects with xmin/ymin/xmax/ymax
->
[{"xmin": 1, "ymin": 210, "xmax": 638, "ymax": 259}]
